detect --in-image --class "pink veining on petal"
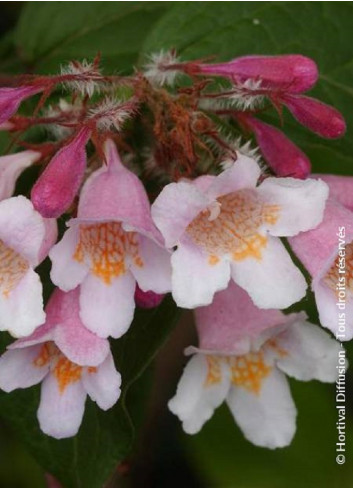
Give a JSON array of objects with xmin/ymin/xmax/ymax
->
[
  {"xmin": 197, "ymin": 55, "xmax": 318, "ymax": 93},
  {"xmin": 134, "ymin": 284, "xmax": 165, "ymax": 309},
  {"xmin": 0, "ymin": 85, "xmax": 44, "ymax": 125},
  {"xmin": 31, "ymin": 127, "xmax": 91, "ymax": 218},
  {"xmin": 76, "ymin": 138, "xmax": 162, "ymax": 243},
  {"xmin": 282, "ymin": 94, "xmax": 346, "ymax": 139},
  {"xmin": 194, "ymin": 281, "xmax": 289, "ymax": 355},
  {"xmin": 244, "ymin": 115, "xmax": 311, "ymax": 178}
]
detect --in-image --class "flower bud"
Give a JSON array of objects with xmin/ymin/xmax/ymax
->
[
  {"xmin": 197, "ymin": 55, "xmax": 318, "ymax": 93},
  {"xmin": 135, "ymin": 284, "xmax": 165, "ymax": 309},
  {"xmin": 0, "ymin": 85, "xmax": 43, "ymax": 124},
  {"xmin": 283, "ymin": 94, "xmax": 346, "ymax": 139},
  {"xmin": 31, "ymin": 127, "xmax": 91, "ymax": 218},
  {"xmin": 245, "ymin": 116, "xmax": 311, "ymax": 178}
]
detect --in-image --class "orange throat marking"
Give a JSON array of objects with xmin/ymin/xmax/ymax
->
[
  {"xmin": 186, "ymin": 189, "xmax": 279, "ymax": 263},
  {"xmin": 0, "ymin": 239, "xmax": 29, "ymax": 298},
  {"xmin": 73, "ymin": 222, "xmax": 143, "ymax": 284},
  {"xmin": 324, "ymin": 242, "xmax": 353, "ymax": 296},
  {"xmin": 204, "ymin": 350, "xmax": 273, "ymax": 395},
  {"xmin": 33, "ymin": 342, "xmax": 97, "ymax": 394}
]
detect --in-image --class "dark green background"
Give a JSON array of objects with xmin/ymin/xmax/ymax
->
[{"xmin": 0, "ymin": 2, "xmax": 353, "ymax": 487}]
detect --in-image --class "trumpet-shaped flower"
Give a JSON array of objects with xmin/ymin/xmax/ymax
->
[
  {"xmin": 0, "ymin": 150, "xmax": 41, "ymax": 201},
  {"xmin": 0, "ymin": 196, "xmax": 57, "ymax": 337},
  {"xmin": 152, "ymin": 156, "xmax": 328, "ymax": 309},
  {"xmin": 169, "ymin": 282, "xmax": 341, "ymax": 448},
  {"xmin": 50, "ymin": 139, "xmax": 171, "ymax": 338},
  {"xmin": 290, "ymin": 198, "xmax": 353, "ymax": 340},
  {"xmin": 0, "ymin": 287, "xmax": 121, "ymax": 439}
]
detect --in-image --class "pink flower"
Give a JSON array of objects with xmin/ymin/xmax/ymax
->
[
  {"xmin": 49, "ymin": 139, "xmax": 171, "ymax": 338},
  {"xmin": 31, "ymin": 127, "xmax": 91, "ymax": 218},
  {"xmin": 282, "ymin": 94, "xmax": 346, "ymax": 139},
  {"xmin": 0, "ymin": 288, "xmax": 121, "ymax": 439},
  {"xmin": 290, "ymin": 198, "xmax": 353, "ymax": 340},
  {"xmin": 0, "ymin": 150, "xmax": 41, "ymax": 201},
  {"xmin": 0, "ymin": 85, "xmax": 43, "ymax": 125},
  {"xmin": 0, "ymin": 196, "xmax": 56, "ymax": 337},
  {"xmin": 169, "ymin": 282, "xmax": 341, "ymax": 448},
  {"xmin": 196, "ymin": 55, "xmax": 318, "ymax": 93},
  {"xmin": 242, "ymin": 115, "xmax": 311, "ymax": 178},
  {"xmin": 152, "ymin": 155, "xmax": 328, "ymax": 309},
  {"xmin": 134, "ymin": 285, "xmax": 165, "ymax": 309}
]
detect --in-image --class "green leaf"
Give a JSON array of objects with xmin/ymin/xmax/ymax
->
[
  {"xmin": 183, "ymin": 380, "xmax": 353, "ymax": 487},
  {"xmin": 0, "ymin": 296, "xmax": 180, "ymax": 487},
  {"xmin": 142, "ymin": 2, "xmax": 353, "ymax": 175},
  {"xmin": 15, "ymin": 1, "xmax": 171, "ymax": 73}
]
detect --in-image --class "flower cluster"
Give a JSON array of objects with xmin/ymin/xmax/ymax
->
[{"xmin": 0, "ymin": 51, "xmax": 348, "ymax": 447}]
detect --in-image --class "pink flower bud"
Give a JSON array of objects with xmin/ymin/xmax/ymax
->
[
  {"xmin": 198, "ymin": 55, "xmax": 318, "ymax": 93},
  {"xmin": 245, "ymin": 116, "xmax": 311, "ymax": 178},
  {"xmin": 31, "ymin": 127, "xmax": 91, "ymax": 218},
  {"xmin": 282, "ymin": 94, "xmax": 346, "ymax": 139},
  {"xmin": 0, "ymin": 85, "xmax": 43, "ymax": 124},
  {"xmin": 134, "ymin": 284, "xmax": 165, "ymax": 309}
]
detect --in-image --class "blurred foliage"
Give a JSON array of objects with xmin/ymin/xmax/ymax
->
[{"xmin": 0, "ymin": 1, "xmax": 353, "ymax": 487}]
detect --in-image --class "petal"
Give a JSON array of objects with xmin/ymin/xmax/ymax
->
[
  {"xmin": 206, "ymin": 154, "xmax": 261, "ymax": 200},
  {"xmin": 38, "ymin": 373, "xmax": 86, "ymax": 439},
  {"xmin": 257, "ymin": 177, "xmax": 329, "ymax": 236},
  {"xmin": 0, "ymin": 150, "xmax": 41, "ymax": 201},
  {"xmin": 171, "ymin": 242, "xmax": 231, "ymax": 308},
  {"xmin": 168, "ymin": 354, "xmax": 230, "ymax": 434},
  {"xmin": 195, "ymin": 281, "xmax": 288, "ymax": 355},
  {"xmin": 313, "ymin": 174, "xmax": 353, "ymax": 212},
  {"xmin": 50, "ymin": 226, "xmax": 88, "ymax": 291},
  {"xmin": 51, "ymin": 288, "xmax": 110, "ymax": 366},
  {"xmin": 0, "ymin": 345, "xmax": 48, "ymax": 391},
  {"xmin": 82, "ymin": 352, "xmax": 121, "ymax": 410},
  {"xmin": 130, "ymin": 236, "xmax": 172, "ymax": 294},
  {"xmin": 0, "ymin": 196, "xmax": 45, "ymax": 265},
  {"xmin": 231, "ymin": 236, "xmax": 307, "ymax": 309},
  {"xmin": 79, "ymin": 272, "xmax": 136, "ymax": 338},
  {"xmin": 38, "ymin": 218, "xmax": 58, "ymax": 264},
  {"xmin": 152, "ymin": 181, "xmax": 212, "ymax": 248},
  {"xmin": 313, "ymin": 280, "xmax": 353, "ymax": 341},
  {"xmin": 289, "ymin": 199, "xmax": 353, "ymax": 279},
  {"xmin": 276, "ymin": 319, "xmax": 342, "ymax": 382},
  {"xmin": 227, "ymin": 368, "xmax": 297, "ymax": 448},
  {"xmin": 0, "ymin": 268, "xmax": 45, "ymax": 337}
]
